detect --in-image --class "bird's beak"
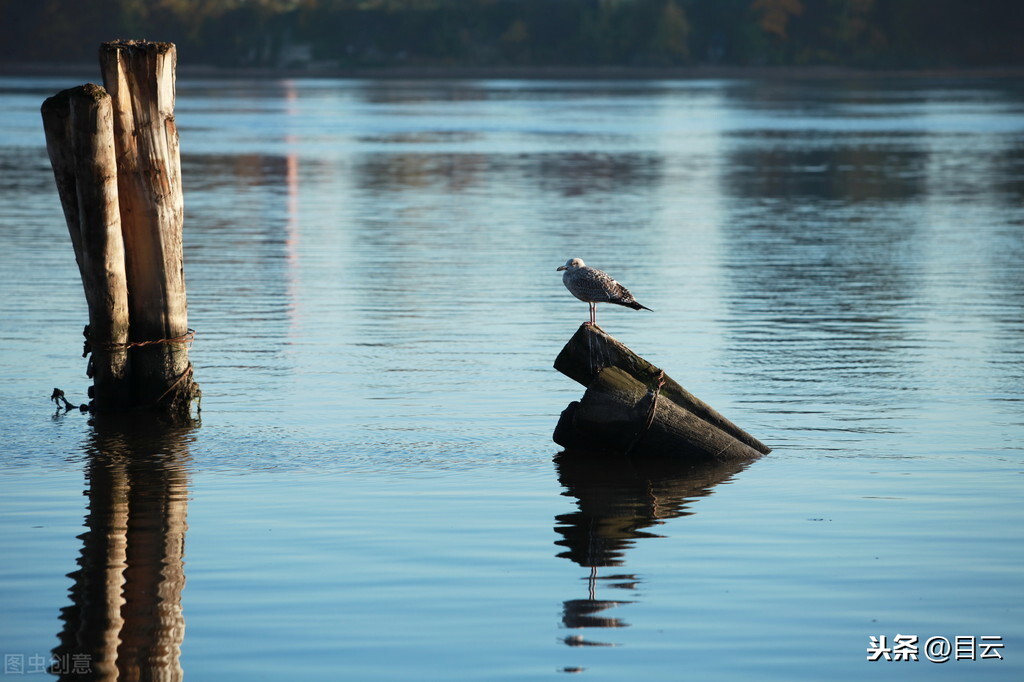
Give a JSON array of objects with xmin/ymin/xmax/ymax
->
[{"xmin": 556, "ymin": 266, "xmax": 566, "ymax": 271}]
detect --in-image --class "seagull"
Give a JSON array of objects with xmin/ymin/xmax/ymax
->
[{"xmin": 557, "ymin": 258, "xmax": 652, "ymax": 326}]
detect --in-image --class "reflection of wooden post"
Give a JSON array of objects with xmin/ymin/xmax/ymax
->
[
  {"xmin": 99, "ymin": 40, "xmax": 194, "ymax": 410},
  {"xmin": 555, "ymin": 451, "xmax": 752, "ymax": 566},
  {"xmin": 554, "ymin": 452, "xmax": 751, "ymax": 646},
  {"xmin": 54, "ymin": 421, "xmax": 189, "ymax": 682},
  {"xmin": 41, "ymin": 40, "xmax": 197, "ymax": 415},
  {"xmin": 56, "ymin": 455, "xmax": 128, "ymax": 680},
  {"xmin": 119, "ymin": 456, "xmax": 188, "ymax": 681},
  {"xmin": 554, "ymin": 324, "xmax": 770, "ymax": 459},
  {"xmin": 41, "ymin": 85, "xmax": 131, "ymax": 410}
]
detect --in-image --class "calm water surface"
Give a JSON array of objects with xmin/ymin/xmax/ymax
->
[{"xmin": 1, "ymin": 75, "xmax": 1023, "ymax": 680}]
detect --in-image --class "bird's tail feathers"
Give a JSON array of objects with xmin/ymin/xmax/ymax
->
[{"xmin": 614, "ymin": 300, "xmax": 653, "ymax": 312}]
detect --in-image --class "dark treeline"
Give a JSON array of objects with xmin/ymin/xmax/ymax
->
[{"xmin": 2, "ymin": 0, "xmax": 1022, "ymax": 70}]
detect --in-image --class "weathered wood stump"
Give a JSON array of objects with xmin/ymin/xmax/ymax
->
[
  {"xmin": 41, "ymin": 84, "xmax": 131, "ymax": 411},
  {"xmin": 99, "ymin": 40, "xmax": 192, "ymax": 409},
  {"xmin": 553, "ymin": 324, "xmax": 770, "ymax": 461},
  {"xmin": 41, "ymin": 40, "xmax": 198, "ymax": 417}
]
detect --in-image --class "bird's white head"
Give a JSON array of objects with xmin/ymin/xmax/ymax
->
[{"xmin": 556, "ymin": 258, "xmax": 586, "ymax": 272}]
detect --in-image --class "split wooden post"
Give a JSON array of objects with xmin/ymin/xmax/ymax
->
[
  {"xmin": 99, "ymin": 40, "xmax": 194, "ymax": 410},
  {"xmin": 553, "ymin": 324, "xmax": 770, "ymax": 460},
  {"xmin": 41, "ymin": 40, "xmax": 198, "ymax": 415},
  {"xmin": 41, "ymin": 84, "xmax": 132, "ymax": 411}
]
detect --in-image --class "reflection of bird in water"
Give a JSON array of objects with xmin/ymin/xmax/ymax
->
[
  {"xmin": 554, "ymin": 451, "xmax": 753, "ymax": 649},
  {"xmin": 561, "ymin": 565, "xmax": 632, "ymax": 642},
  {"xmin": 557, "ymin": 258, "xmax": 651, "ymax": 326}
]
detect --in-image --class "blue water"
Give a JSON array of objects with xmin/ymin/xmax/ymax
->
[{"xmin": 1, "ymin": 74, "xmax": 1022, "ymax": 680}]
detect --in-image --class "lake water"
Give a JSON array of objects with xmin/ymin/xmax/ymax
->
[{"xmin": 1, "ymin": 74, "xmax": 1022, "ymax": 680}]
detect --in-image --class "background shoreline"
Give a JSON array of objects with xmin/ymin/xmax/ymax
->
[{"xmin": 5, "ymin": 61, "xmax": 1024, "ymax": 81}]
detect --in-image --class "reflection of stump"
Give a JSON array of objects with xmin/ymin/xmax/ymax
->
[
  {"xmin": 41, "ymin": 40, "xmax": 198, "ymax": 416},
  {"xmin": 553, "ymin": 324, "xmax": 769, "ymax": 460},
  {"xmin": 562, "ymin": 598, "xmax": 630, "ymax": 630},
  {"xmin": 53, "ymin": 417, "xmax": 191, "ymax": 681},
  {"xmin": 554, "ymin": 451, "xmax": 750, "ymax": 567},
  {"xmin": 554, "ymin": 452, "xmax": 751, "ymax": 645}
]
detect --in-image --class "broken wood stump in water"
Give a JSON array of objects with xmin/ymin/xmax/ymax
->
[
  {"xmin": 41, "ymin": 40, "xmax": 198, "ymax": 417},
  {"xmin": 553, "ymin": 324, "xmax": 770, "ymax": 461},
  {"xmin": 42, "ymin": 83, "xmax": 132, "ymax": 411}
]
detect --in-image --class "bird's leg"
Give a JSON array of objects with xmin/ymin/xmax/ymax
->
[{"xmin": 589, "ymin": 302, "xmax": 597, "ymax": 326}]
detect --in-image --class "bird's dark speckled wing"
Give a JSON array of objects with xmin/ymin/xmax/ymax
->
[{"xmin": 564, "ymin": 266, "xmax": 638, "ymax": 304}]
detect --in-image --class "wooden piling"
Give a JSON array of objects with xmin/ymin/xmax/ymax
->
[
  {"xmin": 554, "ymin": 324, "xmax": 770, "ymax": 456},
  {"xmin": 41, "ymin": 84, "xmax": 131, "ymax": 410},
  {"xmin": 41, "ymin": 40, "xmax": 197, "ymax": 415},
  {"xmin": 99, "ymin": 40, "xmax": 194, "ymax": 410}
]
